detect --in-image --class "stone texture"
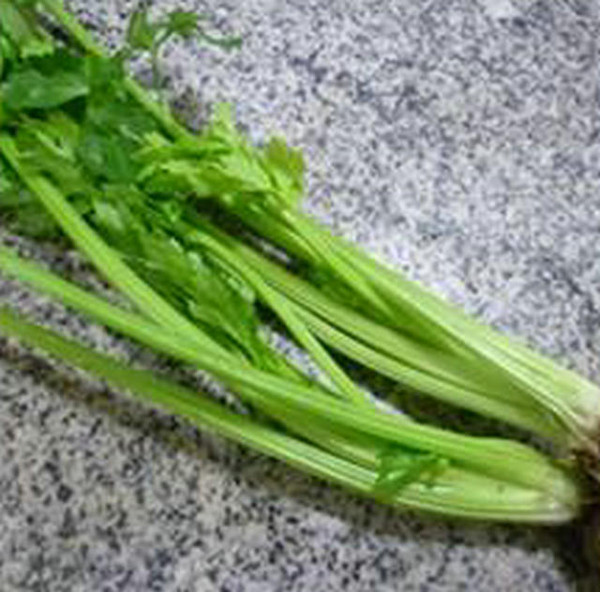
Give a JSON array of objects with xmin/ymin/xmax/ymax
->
[{"xmin": 1, "ymin": 0, "xmax": 600, "ymax": 590}]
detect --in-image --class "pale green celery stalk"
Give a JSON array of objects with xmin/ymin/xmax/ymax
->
[
  {"xmin": 217, "ymin": 176, "xmax": 600, "ymax": 452},
  {"xmin": 293, "ymin": 305, "xmax": 561, "ymax": 438},
  {"xmin": 0, "ymin": 307, "xmax": 579, "ymax": 524},
  {"xmin": 243, "ymin": 203, "xmax": 599, "ymax": 445},
  {"xmin": 177, "ymin": 216, "xmax": 562, "ymax": 439},
  {"xmin": 0, "ymin": 247, "xmax": 574, "ymax": 494},
  {"xmin": 177, "ymin": 186, "xmax": 556, "ymax": 434},
  {"xmin": 0, "ymin": 248, "xmax": 380, "ymax": 473},
  {"xmin": 218, "ymin": 193, "xmax": 598, "ymax": 451},
  {"xmin": 36, "ymin": 1, "xmax": 600, "ymax": 453},
  {"xmin": 232, "ymin": 237, "xmax": 531, "ymax": 399},
  {"xmin": 265, "ymin": 205, "xmax": 599, "ymax": 448},
  {"xmin": 217, "ymin": 233, "xmax": 564, "ymax": 441},
  {"xmin": 183, "ymin": 228, "xmax": 370, "ymax": 408},
  {"xmin": 0, "ymin": 304, "xmax": 374, "ymax": 485},
  {"xmin": 277, "ymin": 209, "xmax": 399, "ymax": 326},
  {"xmin": 313, "ymin": 215, "xmax": 600, "ymax": 446}
]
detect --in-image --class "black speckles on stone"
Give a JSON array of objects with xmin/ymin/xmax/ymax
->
[
  {"xmin": 299, "ymin": 49, "xmax": 328, "ymax": 84},
  {"xmin": 205, "ymin": 566, "xmax": 219, "ymax": 584},
  {"xmin": 56, "ymin": 483, "xmax": 74, "ymax": 503},
  {"xmin": 9, "ymin": 400, "xmax": 29, "ymax": 417},
  {"xmin": 509, "ymin": 16, "xmax": 529, "ymax": 33},
  {"xmin": 58, "ymin": 507, "xmax": 77, "ymax": 539},
  {"xmin": 43, "ymin": 456, "xmax": 62, "ymax": 483}
]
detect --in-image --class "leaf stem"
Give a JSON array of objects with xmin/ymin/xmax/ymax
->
[
  {"xmin": 0, "ymin": 306, "xmax": 580, "ymax": 523},
  {"xmin": 0, "ymin": 245, "xmax": 571, "ymax": 494}
]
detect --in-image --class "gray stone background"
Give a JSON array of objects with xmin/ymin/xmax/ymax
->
[{"xmin": 1, "ymin": 0, "xmax": 599, "ymax": 590}]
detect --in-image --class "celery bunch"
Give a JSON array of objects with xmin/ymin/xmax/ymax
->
[{"xmin": 0, "ymin": 0, "xmax": 597, "ymax": 526}]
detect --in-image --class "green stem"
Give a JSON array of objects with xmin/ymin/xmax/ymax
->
[
  {"xmin": 293, "ymin": 303, "xmax": 562, "ymax": 440},
  {"xmin": 230, "ymin": 203, "xmax": 597, "ymax": 446},
  {"xmin": 0, "ymin": 245, "xmax": 571, "ymax": 493},
  {"xmin": 332, "ymin": 227, "xmax": 598, "ymax": 439},
  {"xmin": 227, "ymin": 237, "xmax": 563, "ymax": 437},
  {"xmin": 186, "ymin": 227, "xmax": 370, "ymax": 408},
  {"xmin": 234, "ymin": 239, "xmax": 520, "ymax": 397},
  {"xmin": 0, "ymin": 306, "xmax": 579, "ymax": 523},
  {"xmin": 177, "ymin": 216, "xmax": 562, "ymax": 439}
]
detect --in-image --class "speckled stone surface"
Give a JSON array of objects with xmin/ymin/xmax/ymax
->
[{"xmin": 1, "ymin": 0, "xmax": 600, "ymax": 590}]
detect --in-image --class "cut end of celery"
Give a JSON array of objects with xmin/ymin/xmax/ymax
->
[{"xmin": 573, "ymin": 420, "xmax": 600, "ymax": 487}]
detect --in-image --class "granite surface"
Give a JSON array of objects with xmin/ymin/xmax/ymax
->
[{"xmin": 1, "ymin": 0, "xmax": 600, "ymax": 590}]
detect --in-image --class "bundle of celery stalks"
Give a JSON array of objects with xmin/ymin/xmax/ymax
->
[{"xmin": 1, "ymin": 1, "xmax": 599, "ymax": 530}]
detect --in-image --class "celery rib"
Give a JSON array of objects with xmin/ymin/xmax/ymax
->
[
  {"xmin": 0, "ymin": 245, "xmax": 563, "ymax": 491},
  {"xmin": 0, "ymin": 306, "xmax": 579, "ymax": 524}
]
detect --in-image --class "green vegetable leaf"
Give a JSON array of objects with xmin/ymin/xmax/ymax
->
[
  {"xmin": 85, "ymin": 94, "xmax": 159, "ymax": 141},
  {"xmin": 138, "ymin": 236, "xmax": 262, "ymax": 359},
  {"xmin": 88, "ymin": 192, "xmax": 264, "ymax": 361},
  {"xmin": 374, "ymin": 446, "xmax": 448, "ymax": 496},
  {"xmin": 136, "ymin": 131, "xmax": 226, "ymax": 164},
  {"xmin": 4, "ymin": 202, "xmax": 62, "ymax": 238},
  {"xmin": 136, "ymin": 104, "xmax": 303, "ymax": 211},
  {"xmin": 2, "ymin": 52, "xmax": 89, "ymax": 111},
  {"xmin": 126, "ymin": 7, "xmax": 157, "ymax": 51},
  {"xmin": 0, "ymin": 158, "xmax": 17, "ymax": 198},
  {"xmin": 77, "ymin": 128, "xmax": 139, "ymax": 183},
  {"xmin": 0, "ymin": 2, "xmax": 54, "ymax": 59},
  {"xmin": 0, "ymin": 34, "xmax": 17, "ymax": 79},
  {"xmin": 138, "ymin": 158, "xmax": 213, "ymax": 196},
  {"xmin": 165, "ymin": 11, "xmax": 200, "ymax": 39},
  {"xmin": 262, "ymin": 137, "xmax": 304, "ymax": 207},
  {"xmin": 19, "ymin": 111, "xmax": 80, "ymax": 163},
  {"xmin": 76, "ymin": 92, "xmax": 158, "ymax": 184},
  {"xmin": 0, "ymin": 159, "xmax": 59, "ymax": 238},
  {"xmin": 85, "ymin": 55, "xmax": 125, "ymax": 93},
  {"xmin": 13, "ymin": 112, "xmax": 89, "ymax": 197},
  {"xmin": 3, "ymin": 67, "xmax": 87, "ymax": 110}
]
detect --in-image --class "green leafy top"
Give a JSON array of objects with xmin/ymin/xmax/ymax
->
[
  {"xmin": 1, "ymin": 48, "xmax": 129, "ymax": 118},
  {"xmin": 0, "ymin": 11, "xmax": 266, "ymax": 370},
  {"xmin": 137, "ymin": 103, "xmax": 305, "ymax": 209},
  {"xmin": 0, "ymin": 1, "xmax": 54, "ymax": 60},
  {"xmin": 125, "ymin": 6, "xmax": 241, "ymax": 89},
  {"xmin": 127, "ymin": 6, "xmax": 242, "ymax": 52},
  {"xmin": 90, "ymin": 192, "xmax": 269, "ymax": 364}
]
